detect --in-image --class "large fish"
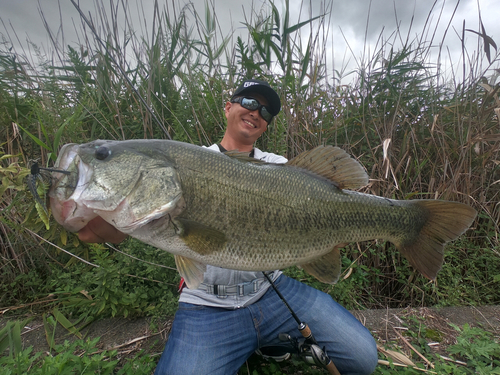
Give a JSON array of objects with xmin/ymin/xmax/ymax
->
[{"xmin": 48, "ymin": 140, "xmax": 477, "ymax": 288}]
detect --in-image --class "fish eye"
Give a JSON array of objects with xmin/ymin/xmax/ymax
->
[{"xmin": 95, "ymin": 146, "xmax": 111, "ymax": 160}]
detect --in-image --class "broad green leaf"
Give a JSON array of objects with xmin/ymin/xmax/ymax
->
[
  {"xmin": 43, "ymin": 314, "xmax": 56, "ymax": 351},
  {"xmin": 35, "ymin": 202, "xmax": 50, "ymax": 230},
  {"xmin": 52, "ymin": 307, "xmax": 83, "ymax": 339},
  {"xmin": 12, "ymin": 321, "xmax": 21, "ymax": 355},
  {"xmin": 61, "ymin": 229, "xmax": 68, "ymax": 246},
  {"xmin": 0, "ymin": 154, "xmax": 20, "ymax": 161},
  {"xmin": 52, "ymin": 116, "xmax": 73, "ymax": 161},
  {"xmin": 16, "ymin": 123, "xmax": 51, "ymax": 151}
]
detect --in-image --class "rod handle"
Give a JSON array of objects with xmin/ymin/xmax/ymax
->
[
  {"xmin": 299, "ymin": 323, "xmax": 342, "ymax": 375},
  {"xmin": 325, "ymin": 359, "xmax": 342, "ymax": 375},
  {"xmin": 298, "ymin": 323, "xmax": 313, "ymax": 340}
]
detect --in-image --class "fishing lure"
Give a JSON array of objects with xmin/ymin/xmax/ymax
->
[{"xmin": 27, "ymin": 162, "xmax": 71, "ymax": 228}]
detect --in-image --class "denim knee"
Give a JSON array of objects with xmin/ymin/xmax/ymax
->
[{"xmin": 339, "ymin": 335, "xmax": 378, "ymax": 375}]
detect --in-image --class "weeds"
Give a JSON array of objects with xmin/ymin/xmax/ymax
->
[
  {"xmin": 240, "ymin": 316, "xmax": 500, "ymax": 374},
  {"xmin": 1, "ymin": 312, "xmax": 498, "ymax": 374},
  {"xmin": 372, "ymin": 320, "xmax": 500, "ymax": 375},
  {"xmin": 1, "ymin": 0, "xmax": 498, "ymax": 311},
  {"xmin": 0, "ymin": 0, "xmax": 499, "ymax": 373},
  {"xmin": 0, "ymin": 337, "xmax": 120, "ymax": 375}
]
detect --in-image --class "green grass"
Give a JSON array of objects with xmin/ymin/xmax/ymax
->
[
  {"xmin": 0, "ymin": 0, "xmax": 499, "ymax": 373},
  {"xmin": 2, "ymin": 316, "xmax": 497, "ymax": 374},
  {"xmin": 1, "ymin": 0, "xmax": 498, "ymax": 311},
  {"xmin": 0, "ymin": 336, "xmax": 158, "ymax": 375}
]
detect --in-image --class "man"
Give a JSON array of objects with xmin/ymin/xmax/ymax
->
[{"xmin": 79, "ymin": 79, "xmax": 378, "ymax": 375}]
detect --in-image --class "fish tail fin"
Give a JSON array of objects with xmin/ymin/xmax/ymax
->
[{"xmin": 396, "ymin": 200, "xmax": 476, "ymax": 280}]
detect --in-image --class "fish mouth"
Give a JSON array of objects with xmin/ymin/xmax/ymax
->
[
  {"xmin": 52, "ymin": 144, "xmax": 79, "ymax": 172},
  {"xmin": 49, "ymin": 144, "xmax": 97, "ymax": 232}
]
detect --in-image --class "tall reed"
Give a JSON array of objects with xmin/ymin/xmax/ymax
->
[{"xmin": 1, "ymin": 0, "xmax": 498, "ymax": 307}]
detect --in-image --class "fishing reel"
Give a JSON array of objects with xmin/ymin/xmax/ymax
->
[
  {"xmin": 261, "ymin": 273, "xmax": 341, "ymax": 375},
  {"xmin": 278, "ymin": 333, "xmax": 332, "ymax": 368}
]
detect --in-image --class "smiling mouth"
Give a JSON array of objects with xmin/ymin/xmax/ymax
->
[{"xmin": 243, "ymin": 119, "xmax": 256, "ymax": 128}]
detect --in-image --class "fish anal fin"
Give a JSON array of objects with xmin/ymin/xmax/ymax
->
[
  {"xmin": 287, "ymin": 146, "xmax": 368, "ymax": 190},
  {"xmin": 299, "ymin": 244, "xmax": 344, "ymax": 284},
  {"xmin": 174, "ymin": 218, "xmax": 227, "ymax": 255},
  {"xmin": 174, "ymin": 255, "xmax": 206, "ymax": 289},
  {"xmin": 396, "ymin": 200, "xmax": 477, "ymax": 280}
]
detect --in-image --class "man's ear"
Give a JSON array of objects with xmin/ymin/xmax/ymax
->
[{"xmin": 224, "ymin": 101, "xmax": 232, "ymax": 119}]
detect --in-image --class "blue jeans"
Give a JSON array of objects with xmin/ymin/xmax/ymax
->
[{"xmin": 154, "ymin": 275, "xmax": 378, "ymax": 375}]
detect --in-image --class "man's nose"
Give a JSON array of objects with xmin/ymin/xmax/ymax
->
[{"xmin": 248, "ymin": 108, "xmax": 260, "ymax": 119}]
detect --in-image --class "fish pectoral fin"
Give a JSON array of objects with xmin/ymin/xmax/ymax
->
[
  {"xmin": 174, "ymin": 255, "xmax": 207, "ymax": 289},
  {"xmin": 174, "ymin": 218, "xmax": 227, "ymax": 255},
  {"xmin": 299, "ymin": 245, "xmax": 344, "ymax": 284},
  {"xmin": 286, "ymin": 146, "xmax": 369, "ymax": 190}
]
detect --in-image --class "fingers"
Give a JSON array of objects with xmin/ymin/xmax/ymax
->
[{"xmin": 78, "ymin": 216, "xmax": 128, "ymax": 244}]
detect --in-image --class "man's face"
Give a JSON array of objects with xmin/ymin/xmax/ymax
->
[{"xmin": 224, "ymin": 93, "xmax": 270, "ymax": 144}]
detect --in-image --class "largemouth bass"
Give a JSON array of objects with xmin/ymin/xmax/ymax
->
[{"xmin": 48, "ymin": 140, "xmax": 477, "ymax": 288}]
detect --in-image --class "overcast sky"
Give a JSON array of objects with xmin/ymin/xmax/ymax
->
[{"xmin": 1, "ymin": 0, "xmax": 499, "ymax": 83}]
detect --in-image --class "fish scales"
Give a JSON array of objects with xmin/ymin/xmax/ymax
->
[
  {"xmin": 167, "ymin": 143, "xmax": 427, "ymax": 269},
  {"xmin": 49, "ymin": 139, "xmax": 477, "ymax": 288}
]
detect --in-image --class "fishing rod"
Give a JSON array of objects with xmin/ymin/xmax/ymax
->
[
  {"xmin": 69, "ymin": 0, "xmax": 172, "ymax": 140},
  {"xmin": 263, "ymin": 272, "xmax": 341, "ymax": 375}
]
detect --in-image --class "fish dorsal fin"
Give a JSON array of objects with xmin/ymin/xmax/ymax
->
[
  {"xmin": 287, "ymin": 146, "xmax": 368, "ymax": 189},
  {"xmin": 174, "ymin": 255, "xmax": 206, "ymax": 289},
  {"xmin": 222, "ymin": 150, "xmax": 267, "ymax": 164},
  {"xmin": 299, "ymin": 244, "xmax": 344, "ymax": 284}
]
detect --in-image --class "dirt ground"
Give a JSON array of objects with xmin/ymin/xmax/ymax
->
[
  {"xmin": 352, "ymin": 305, "xmax": 500, "ymax": 360},
  {"xmin": 3, "ymin": 305, "xmax": 499, "ymax": 369}
]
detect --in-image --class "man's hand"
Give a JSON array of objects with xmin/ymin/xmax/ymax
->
[{"xmin": 78, "ymin": 216, "xmax": 128, "ymax": 244}]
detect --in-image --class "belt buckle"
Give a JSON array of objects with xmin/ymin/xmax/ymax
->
[
  {"xmin": 238, "ymin": 283, "xmax": 251, "ymax": 297},
  {"xmin": 214, "ymin": 284, "xmax": 228, "ymax": 299},
  {"xmin": 252, "ymin": 279, "xmax": 260, "ymax": 293}
]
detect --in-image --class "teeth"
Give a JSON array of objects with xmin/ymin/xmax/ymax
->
[{"xmin": 244, "ymin": 120, "xmax": 256, "ymax": 128}]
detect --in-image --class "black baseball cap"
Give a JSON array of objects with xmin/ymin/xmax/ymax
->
[{"xmin": 231, "ymin": 79, "xmax": 281, "ymax": 116}]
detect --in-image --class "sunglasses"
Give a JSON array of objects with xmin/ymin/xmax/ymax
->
[{"xmin": 230, "ymin": 97, "xmax": 274, "ymax": 123}]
